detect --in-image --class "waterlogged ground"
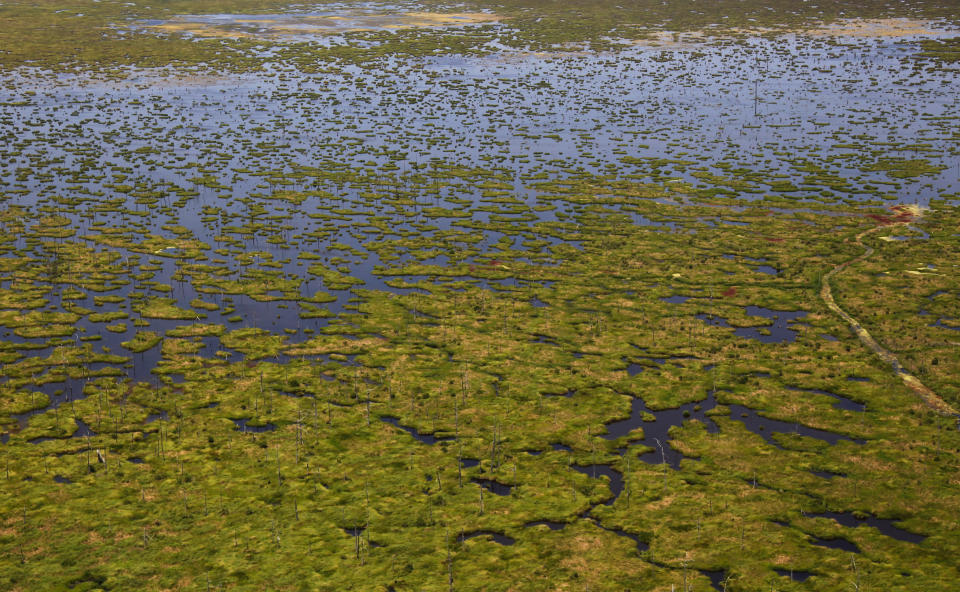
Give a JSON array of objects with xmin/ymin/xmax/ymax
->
[
  {"xmin": 1, "ymin": 1, "xmax": 960, "ymax": 591},
  {"xmin": 140, "ymin": 9, "xmax": 501, "ymax": 40}
]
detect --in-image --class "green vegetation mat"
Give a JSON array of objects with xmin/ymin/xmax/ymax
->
[{"xmin": 1, "ymin": 0, "xmax": 959, "ymax": 590}]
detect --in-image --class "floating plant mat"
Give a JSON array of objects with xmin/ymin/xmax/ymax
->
[
  {"xmin": 3, "ymin": 0, "xmax": 960, "ymax": 72},
  {"xmin": 1, "ymin": 1, "xmax": 960, "ymax": 591},
  {"xmin": 141, "ymin": 10, "xmax": 501, "ymax": 39}
]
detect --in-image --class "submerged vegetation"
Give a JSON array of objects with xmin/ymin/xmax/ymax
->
[{"xmin": 1, "ymin": 0, "xmax": 959, "ymax": 590}]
